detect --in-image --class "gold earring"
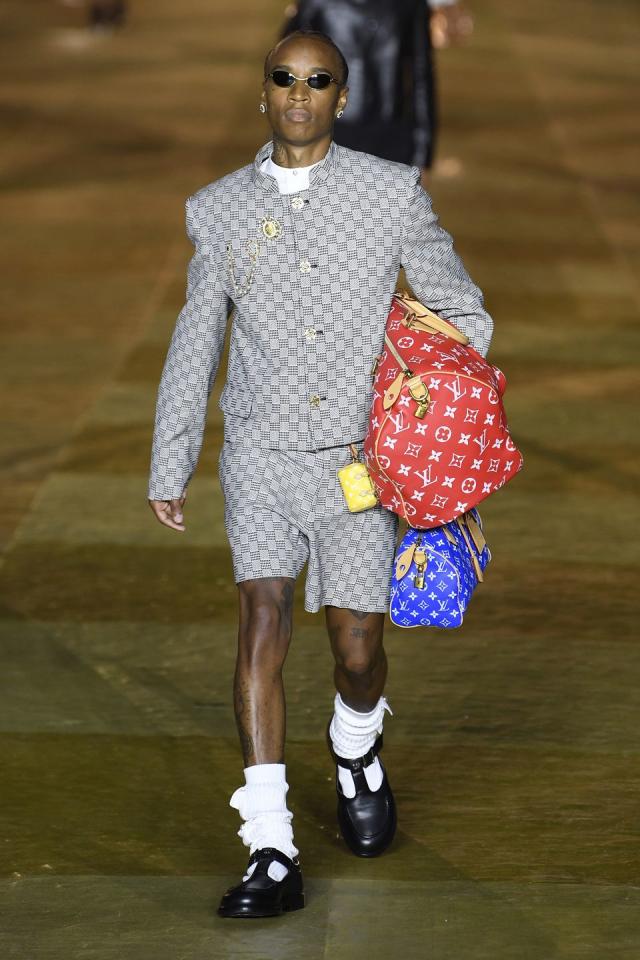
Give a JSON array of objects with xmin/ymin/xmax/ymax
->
[
  {"xmin": 259, "ymin": 103, "xmax": 267, "ymax": 114},
  {"xmin": 336, "ymin": 109, "xmax": 344, "ymax": 118}
]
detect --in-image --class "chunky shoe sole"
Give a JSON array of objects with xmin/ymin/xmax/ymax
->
[
  {"xmin": 216, "ymin": 847, "xmax": 305, "ymax": 919},
  {"xmin": 217, "ymin": 891, "xmax": 305, "ymax": 919}
]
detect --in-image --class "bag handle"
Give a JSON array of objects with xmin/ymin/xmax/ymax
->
[
  {"xmin": 395, "ymin": 291, "xmax": 470, "ymax": 346},
  {"xmin": 455, "ymin": 515, "xmax": 484, "ymax": 583}
]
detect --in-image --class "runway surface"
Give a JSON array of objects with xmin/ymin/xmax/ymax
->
[{"xmin": 1, "ymin": 0, "xmax": 639, "ymax": 956}]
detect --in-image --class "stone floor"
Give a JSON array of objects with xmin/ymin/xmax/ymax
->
[{"xmin": 1, "ymin": 0, "xmax": 639, "ymax": 957}]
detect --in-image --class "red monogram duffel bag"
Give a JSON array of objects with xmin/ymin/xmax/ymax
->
[{"xmin": 363, "ymin": 293, "xmax": 523, "ymax": 528}]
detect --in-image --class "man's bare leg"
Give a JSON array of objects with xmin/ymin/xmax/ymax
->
[
  {"xmin": 326, "ymin": 607, "xmax": 387, "ymax": 711},
  {"xmin": 219, "ymin": 576, "xmax": 303, "ymax": 916},
  {"xmin": 234, "ymin": 576, "xmax": 295, "ymax": 765}
]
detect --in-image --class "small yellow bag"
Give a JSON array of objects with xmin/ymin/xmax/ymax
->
[{"xmin": 337, "ymin": 444, "xmax": 378, "ymax": 513}]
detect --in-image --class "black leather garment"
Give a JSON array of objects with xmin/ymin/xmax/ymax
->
[
  {"xmin": 282, "ymin": 0, "xmax": 436, "ymax": 168},
  {"xmin": 330, "ymin": 732, "xmax": 397, "ymax": 857},
  {"xmin": 217, "ymin": 847, "xmax": 305, "ymax": 918}
]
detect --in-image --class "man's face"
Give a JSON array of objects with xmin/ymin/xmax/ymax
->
[{"xmin": 261, "ymin": 38, "xmax": 348, "ymax": 147}]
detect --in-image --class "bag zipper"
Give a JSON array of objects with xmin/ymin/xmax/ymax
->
[{"xmin": 401, "ymin": 538, "xmax": 462, "ymax": 616}]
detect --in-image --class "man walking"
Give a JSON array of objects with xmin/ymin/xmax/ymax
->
[{"xmin": 148, "ymin": 30, "xmax": 492, "ymax": 918}]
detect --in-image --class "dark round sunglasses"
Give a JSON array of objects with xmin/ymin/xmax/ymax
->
[{"xmin": 267, "ymin": 70, "xmax": 340, "ymax": 90}]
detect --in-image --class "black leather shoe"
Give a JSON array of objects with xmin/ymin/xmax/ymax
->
[
  {"xmin": 329, "ymin": 731, "xmax": 397, "ymax": 857},
  {"xmin": 217, "ymin": 847, "xmax": 305, "ymax": 919}
]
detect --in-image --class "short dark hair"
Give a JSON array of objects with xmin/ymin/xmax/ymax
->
[{"xmin": 264, "ymin": 30, "xmax": 349, "ymax": 86}]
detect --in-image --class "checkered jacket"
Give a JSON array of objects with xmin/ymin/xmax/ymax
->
[{"xmin": 148, "ymin": 141, "xmax": 493, "ymax": 500}]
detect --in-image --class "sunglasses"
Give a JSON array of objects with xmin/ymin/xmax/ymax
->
[{"xmin": 267, "ymin": 70, "xmax": 340, "ymax": 90}]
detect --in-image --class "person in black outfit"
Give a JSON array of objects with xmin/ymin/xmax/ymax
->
[
  {"xmin": 282, "ymin": 0, "xmax": 436, "ymax": 172},
  {"xmin": 89, "ymin": 0, "xmax": 127, "ymax": 31}
]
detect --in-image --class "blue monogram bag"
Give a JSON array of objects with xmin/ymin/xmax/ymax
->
[{"xmin": 390, "ymin": 510, "xmax": 491, "ymax": 628}]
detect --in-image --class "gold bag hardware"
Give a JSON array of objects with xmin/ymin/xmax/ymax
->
[
  {"xmin": 407, "ymin": 375, "xmax": 430, "ymax": 418},
  {"xmin": 381, "ymin": 339, "xmax": 431, "ymax": 418},
  {"xmin": 337, "ymin": 444, "xmax": 378, "ymax": 513},
  {"xmin": 413, "ymin": 545, "xmax": 427, "ymax": 588},
  {"xmin": 394, "ymin": 536, "xmax": 428, "ymax": 586}
]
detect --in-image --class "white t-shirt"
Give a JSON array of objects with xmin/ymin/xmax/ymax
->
[{"xmin": 261, "ymin": 154, "xmax": 320, "ymax": 195}]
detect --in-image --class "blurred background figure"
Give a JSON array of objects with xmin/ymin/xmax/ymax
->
[
  {"xmin": 429, "ymin": 0, "xmax": 473, "ymax": 49},
  {"xmin": 281, "ymin": 0, "xmax": 436, "ymax": 176},
  {"xmin": 88, "ymin": 0, "xmax": 127, "ymax": 32}
]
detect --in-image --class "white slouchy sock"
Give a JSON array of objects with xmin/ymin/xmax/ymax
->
[
  {"xmin": 229, "ymin": 763, "xmax": 298, "ymax": 882},
  {"xmin": 329, "ymin": 693, "xmax": 393, "ymax": 798}
]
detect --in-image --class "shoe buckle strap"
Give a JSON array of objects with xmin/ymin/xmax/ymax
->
[
  {"xmin": 248, "ymin": 846, "xmax": 299, "ymax": 869},
  {"xmin": 335, "ymin": 732, "xmax": 384, "ymax": 770}
]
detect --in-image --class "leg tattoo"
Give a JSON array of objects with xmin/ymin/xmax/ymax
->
[
  {"xmin": 327, "ymin": 608, "xmax": 387, "ymax": 711},
  {"xmin": 234, "ymin": 680, "xmax": 256, "ymax": 766},
  {"xmin": 347, "ymin": 608, "xmax": 370, "ymax": 622}
]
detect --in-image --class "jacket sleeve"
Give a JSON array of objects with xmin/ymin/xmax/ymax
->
[
  {"xmin": 401, "ymin": 167, "xmax": 493, "ymax": 356},
  {"xmin": 148, "ymin": 197, "xmax": 230, "ymax": 500}
]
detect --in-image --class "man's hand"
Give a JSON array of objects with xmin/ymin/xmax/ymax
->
[{"xmin": 148, "ymin": 495, "xmax": 187, "ymax": 532}]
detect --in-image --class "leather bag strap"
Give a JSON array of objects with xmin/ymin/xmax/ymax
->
[
  {"xmin": 395, "ymin": 292, "xmax": 470, "ymax": 346},
  {"xmin": 464, "ymin": 511, "xmax": 487, "ymax": 554},
  {"xmin": 384, "ymin": 332, "xmax": 412, "ymax": 373},
  {"xmin": 456, "ymin": 515, "xmax": 484, "ymax": 583}
]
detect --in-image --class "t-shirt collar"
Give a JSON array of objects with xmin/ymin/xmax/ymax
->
[{"xmin": 252, "ymin": 140, "xmax": 337, "ymax": 193}]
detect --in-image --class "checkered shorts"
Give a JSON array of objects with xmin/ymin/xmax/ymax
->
[{"xmin": 218, "ymin": 441, "xmax": 399, "ymax": 613}]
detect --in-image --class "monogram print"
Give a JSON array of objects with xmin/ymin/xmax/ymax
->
[
  {"xmin": 390, "ymin": 509, "xmax": 491, "ymax": 628},
  {"xmin": 363, "ymin": 296, "xmax": 523, "ymax": 529}
]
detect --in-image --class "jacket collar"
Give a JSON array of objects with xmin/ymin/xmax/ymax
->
[{"xmin": 252, "ymin": 140, "xmax": 338, "ymax": 193}]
